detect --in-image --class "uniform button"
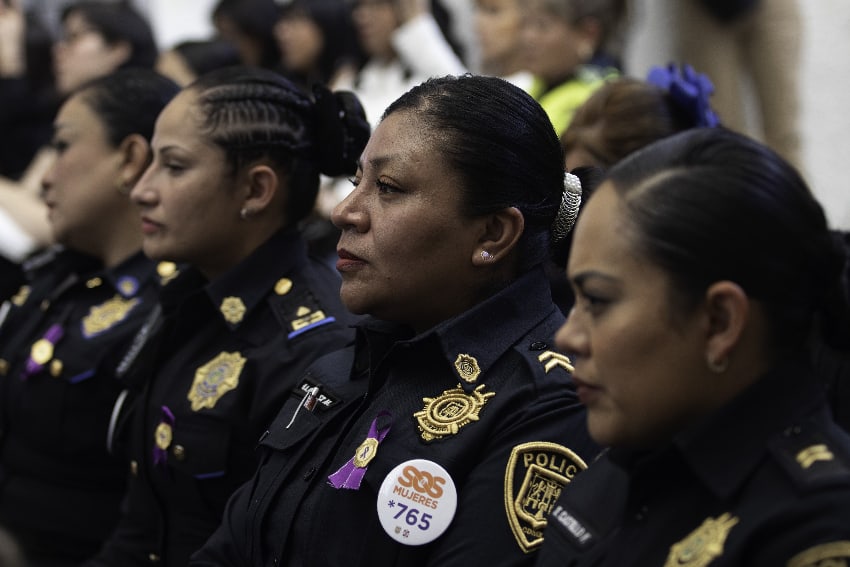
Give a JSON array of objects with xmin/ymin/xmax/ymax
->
[
  {"xmin": 172, "ymin": 445, "xmax": 186, "ymax": 461},
  {"xmin": 303, "ymin": 466, "xmax": 317, "ymax": 481},
  {"xmin": 130, "ymin": 460, "xmax": 139, "ymax": 476},
  {"xmin": 148, "ymin": 552, "xmax": 161, "ymax": 563},
  {"xmin": 529, "ymin": 341, "xmax": 548, "ymax": 351}
]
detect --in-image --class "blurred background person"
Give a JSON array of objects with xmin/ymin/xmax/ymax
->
[
  {"xmin": 0, "ymin": 68, "xmax": 179, "ymax": 567},
  {"xmin": 155, "ymin": 38, "xmax": 241, "ymax": 87},
  {"xmin": 522, "ymin": 0, "xmax": 622, "ymax": 136},
  {"xmin": 472, "ymin": 0, "xmax": 532, "ymax": 88},
  {"xmin": 0, "ymin": 0, "xmax": 159, "ymax": 299},
  {"xmin": 87, "ymin": 67, "xmax": 369, "ymax": 567},
  {"xmin": 211, "ymin": 0, "xmax": 281, "ymax": 70}
]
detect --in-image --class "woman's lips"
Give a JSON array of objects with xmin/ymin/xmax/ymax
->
[{"xmin": 336, "ymin": 249, "xmax": 366, "ymax": 272}]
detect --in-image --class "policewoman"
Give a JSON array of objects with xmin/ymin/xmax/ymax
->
[
  {"xmin": 193, "ymin": 74, "xmax": 601, "ymax": 567},
  {"xmin": 85, "ymin": 67, "xmax": 370, "ymax": 567},
  {"xmin": 0, "ymin": 69, "xmax": 179, "ymax": 566},
  {"xmin": 537, "ymin": 128, "xmax": 850, "ymax": 566}
]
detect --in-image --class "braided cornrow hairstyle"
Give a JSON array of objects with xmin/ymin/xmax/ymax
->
[{"xmin": 189, "ymin": 66, "xmax": 369, "ymax": 226}]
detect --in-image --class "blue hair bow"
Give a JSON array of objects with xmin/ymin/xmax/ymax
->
[{"xmin": 646, "ymin": 63, "xmax": 721, "ymax": 128}]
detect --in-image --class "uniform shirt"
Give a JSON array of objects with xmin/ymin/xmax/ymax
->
[
  {"xmin": 88, "ymin": 227, "xmax": 356, "ymax": 567},
  {"xmin": 0, "ymin": 247, "xmax": 163, "ymax": 563},
  {"xmin": 536, "ymin": 357, "xmax": 850, "ymax": 567},
  {"xmin": 192, "ymin": 267, "xmax": 601, "ymax": 567}
]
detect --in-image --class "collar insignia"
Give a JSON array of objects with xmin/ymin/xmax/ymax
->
[
  {"xmin": 664, "ymin": 513, "xmax": 739, "ymax": 567},
  {"xmin": 81, "ymin": 295, "xmax": 141, "ymax": 338},
  {"xmin": 454, "ymin": 353, "xmax": 481, "ymax": 383},
  {"xmin": 414, "ymin": 383, "xmax": 494, "ymax": 442},
  {"xmin": 796, "ymin": 444, "xmax": 834, "ymax": 469},
  {"xmin": 291, "ymin": 306, "xmax": 328, "ymax": 331},
  {"xmin": 157, "ymin": 261, "xmax": 178, "ymax": 284},
  {"xmin": 537, "ymin": 351, "xmax": 574, "ymax": 374},
  {"xmin": 11, "ymin": 285, "xmax": 30, "ymax": 306},
  {"xmin": 505, "ymin": 441, "xmax": 588, "ymax": 552},
  {"xmin": 274, "ymin": 278, "xmax": 293, "ymax": 295},
  {"xmin": 220, "ymin": 296, "xmax": 247, "ymax": 324},
  {"xmin": 187, "ymin": 351, "xmax": 246, "ymax": 411}
]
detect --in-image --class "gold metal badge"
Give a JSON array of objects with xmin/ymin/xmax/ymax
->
[
  {"xmin": 537, "ymin": 351, "xmax": 574, "ymax": 374},
  {"xmin": 187, "ymin": 351, "xmax": 246, "ymax": 411},
  {"xmin": 454, "ymin": 354, "xmax": 481, "ymax": 383},
  {"xmin": 11, "ymin": 285, "xmax": 30, "ymax": 306},
  {"xmin": 414, "ymin": 383, "xmax": 495, "ymax": 442},
  {"xmin": 796, "ymin": 444, "xmax": 834, "ymax": 469},
  {"xmin": 664, "ymin": 513, "xmax": 739, "ymax": 567},
  {"xmin": 274, "ymin": 278, "xmax": 293, "ymax": 295},
  {"xmin": 81, "ymin": 295, "xmax": 141, "ymax": 338},
  {"xmin": 291, "ymin": 307, "xmax": 327, "ymax": 331},
  {"xmin": 788, "ymin": 541, "xmax": 850, "ymax": 567},
  {"xmin": 353, "ymin": 437, "xmax": 379, "ymax": 468},
  {"xmin": 155, "ymin": 421, "xmax": 173, "ymax": 450},
  {"xmin": 220, "ymin": 297, "xmax": 247, "ymax": 324},
  {"xmin": 30, "ymin": 338, "xmax": 54, "ymax": 365},
  {"xmin": 504, "ymin": 441, "xmax": 588, "ymax": 553},
  {"xmin": 157, "ymin": 261, "xmax": 178, "ymax": 284}
]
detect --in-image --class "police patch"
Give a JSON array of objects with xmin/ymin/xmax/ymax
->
[
  {"xmin": 788, "ymin": 541, "xmax": 850, "ymax": 567},
  {"xmin": 504, "ymin": 442, "xmax": 587, "ymax": 553},
  {"xmin": 664, "ymin": 513, "xmax": 739, "ymax": 567}
]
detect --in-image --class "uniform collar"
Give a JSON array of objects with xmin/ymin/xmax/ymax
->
[
  {"xmin": 356, "ymin": 267, "xmax": 558, "ymax": 390},
  {"xmin": 204, "ymin": 227, "xmax": 309, "ymax": 329},
  {"xmin": 98, "ymin": 251, "xmax": 159, "ymax": 298}
]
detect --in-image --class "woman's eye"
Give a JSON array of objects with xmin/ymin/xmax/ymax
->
[
  {"xmin": 376, "ymin": 180, "xmax": 400, "ymax": 194},
  {"xmin": 50, "ymin": 139, "xmax": 69, "ymax": 153}
]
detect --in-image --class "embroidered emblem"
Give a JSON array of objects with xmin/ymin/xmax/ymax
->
[
  {"xmin": 81, "ymin": 295, "xmax": 141, "ymax": 338},
  {"xmin": 116, "ymin": 275, "xmax": 139, "ymax": 297},
  {"xmin": 537, "ymin": 351, "xmax": 575, "ymax": 374},
  {"xmin": 504, "ymin": 442, "xmax": 588, "ymax": 552},
  {"xmin": 220, "ymin": 297, "xmax": 247, "ymax": 324},
  {"xmin": 274, "ymin": 278, "xmax": 293, "ymax": 295},
  {"xmin": 796, "ymin": 444, "xmax": 834, "ymax": 469},
  {"xmin": 156, "ymin": 261, "xmax": 179, "ymax": 286},
  {"xmin": 414, "ymin": 383, "xmax": 495, "ymax": 442},
  {"xmin": 187, "ymin": 351, "xmax": 245, "ymax": 411},
  {"xmin": 10, "ymin": 285, "xmax": 30, "ymax": 306},
  {"xmin": 291, "ymin": 306, "xmax": 328, "ymax": 331},
  {"xmin": 788, "ymin": 541, "xmax": 850, "ymax": 567},
  {"xmin": 663, "ymin": 513, "xmax": 739, "ymax": 567},
  {"xmin": 454, "ymin": 354, "xmax": 481, "ymax": 383}
]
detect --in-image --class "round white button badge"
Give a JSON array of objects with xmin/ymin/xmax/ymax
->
[{"xmin": 376, "ymin": 459, "xmax": 458, "ymax": 545}]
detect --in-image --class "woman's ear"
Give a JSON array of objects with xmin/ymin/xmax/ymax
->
[
  {"xmin": 241, "ymin": 164, "xmax": 279, "ymax": 216},
  {"xmin": 703, "ymin": 281, "xmax": 750, "ymax": 371},
  {"xmin": 472, "ymin": 206, "xmax": 524, "ymax": 266},
  {"xmin": 117, "ymin": 134, "xmax": 151, "ymax": 190}
]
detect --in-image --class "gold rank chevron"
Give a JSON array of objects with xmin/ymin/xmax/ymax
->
[{"xmin": 537, "ymin": 351, "xmax": 574, "ymax": 374}]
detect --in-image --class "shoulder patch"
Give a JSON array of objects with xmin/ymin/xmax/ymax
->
[
  {"xmin": 504, "ymin": 441, "xmax": 587, "ymax": 553},
  {"xmin": 769, "ymin": 425, "xmax": 850, "ymax": 490},
  {"xmin": 788, "ymin": 541, "xmax": 850, "ymax": 567}
]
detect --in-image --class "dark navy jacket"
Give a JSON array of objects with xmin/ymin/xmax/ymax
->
[
  {"xmin": 88, "ymin": 228, "xmax": 356, "ymax": 567},
  {"xmin": 0, "ymin": 247, "xmax": 162, "ymax": 564},
  {"xmin": 193, "ymin": 266, "xmax": 600, "ymax": 567},
  {"xmin": 536, "ymin": 357, "xmax": 850, "ymax": 567}
]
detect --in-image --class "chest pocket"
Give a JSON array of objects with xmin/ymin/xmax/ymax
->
[{"xmin": 165, "ymin": 413, "xmax": 232, "ymax": 479}]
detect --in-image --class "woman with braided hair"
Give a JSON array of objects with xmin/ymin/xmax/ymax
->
[
  {"xmin": 85, "ymin": 66, "xmax": 371, "ymax": 567},
  {"xmin": 192, "ymin": 74, "xmax": 601, "ymax": 567}
]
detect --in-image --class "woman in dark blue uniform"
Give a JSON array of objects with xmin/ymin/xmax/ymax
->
[
  {"xmin": 537, "ymin": 128, "xmax": 850, "ymax": 566},
  {"xmin": 191, "ymin": 74, "xmax": 601, "ymax": 567},
  {"xmin": 0, "ymin": 68, "xmax": 179, "ymax": 566},
  {"xmin": 86, "ymin": 67, "xmax": 370, "ymax": 567}
]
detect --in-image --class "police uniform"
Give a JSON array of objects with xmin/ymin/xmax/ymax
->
[
  {"xmin": 192, "ymin": 267, "xmax": 601, "ymax": 567},
  {"xmin": 87, "ymin": 227, "xmax": 357, "ymax": 567},
  {"xmin": 0, "ymin": 247, "xmax": 163, "ymax": 564},
  {"xmin": 536, "ymin": 356, "xmax": 850, "ymax": 567}
]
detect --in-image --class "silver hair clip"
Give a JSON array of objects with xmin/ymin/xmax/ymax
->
[{"xmin": 552, "ymin": 172, "xmax": 582, "ymax": 242}]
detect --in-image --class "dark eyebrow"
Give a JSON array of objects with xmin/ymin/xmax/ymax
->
[{"xmin": 571, "ymin": 271, "xmax": 619, "ymax": 287}]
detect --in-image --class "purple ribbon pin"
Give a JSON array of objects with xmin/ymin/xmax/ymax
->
[
  {"xmin": 153, "ymin": 405, "xmax": 176, "ymax": 468},
  {"xmin": 328, "ymin": 410, "xmax": 392, "ymax": 490},
  {"xmin": 22, "ymin": 324, "xmax": 64, "ymax": 380}
]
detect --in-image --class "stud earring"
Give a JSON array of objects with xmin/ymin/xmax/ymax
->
[
  {"xmin": 706, "ymin": 354, "xmax": 728, "ymax": 373},
  {"xmin": 240, "ymin": 208, "xmax": 251, "ymax": 220},
  {"xmin": 481, "ymin": 250, "xmax": 493, "ymax": 261}
]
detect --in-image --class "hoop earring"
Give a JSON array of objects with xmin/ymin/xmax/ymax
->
[{"xmin": 706, "ymin": 354, "xmax": 728, "ymax": 374}]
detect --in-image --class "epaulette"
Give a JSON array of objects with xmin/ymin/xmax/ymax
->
[
  {"xmin": 268, "ymin": 277, "xmax": 337, "ymax": 340},
  {"xmin": 768, "ymin": 421, "xmax": 850, "ymax": 491}
]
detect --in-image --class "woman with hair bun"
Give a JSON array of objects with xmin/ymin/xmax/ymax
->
[
  {"xmin": 193, "ymin": 74, "xmax": 601, "ymax": 567},
  {"xmin": 87, "ymin": 66, "xmax": 371, "ymax": 567}
]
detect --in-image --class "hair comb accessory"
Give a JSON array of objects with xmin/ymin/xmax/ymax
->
[
  {"xmin": 552, "ymin": 172, "xmax": 582, "ymax": 242},
  {"xmin": 646, "ymin": 63, "xmax": 721, "ymax": 128}
]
